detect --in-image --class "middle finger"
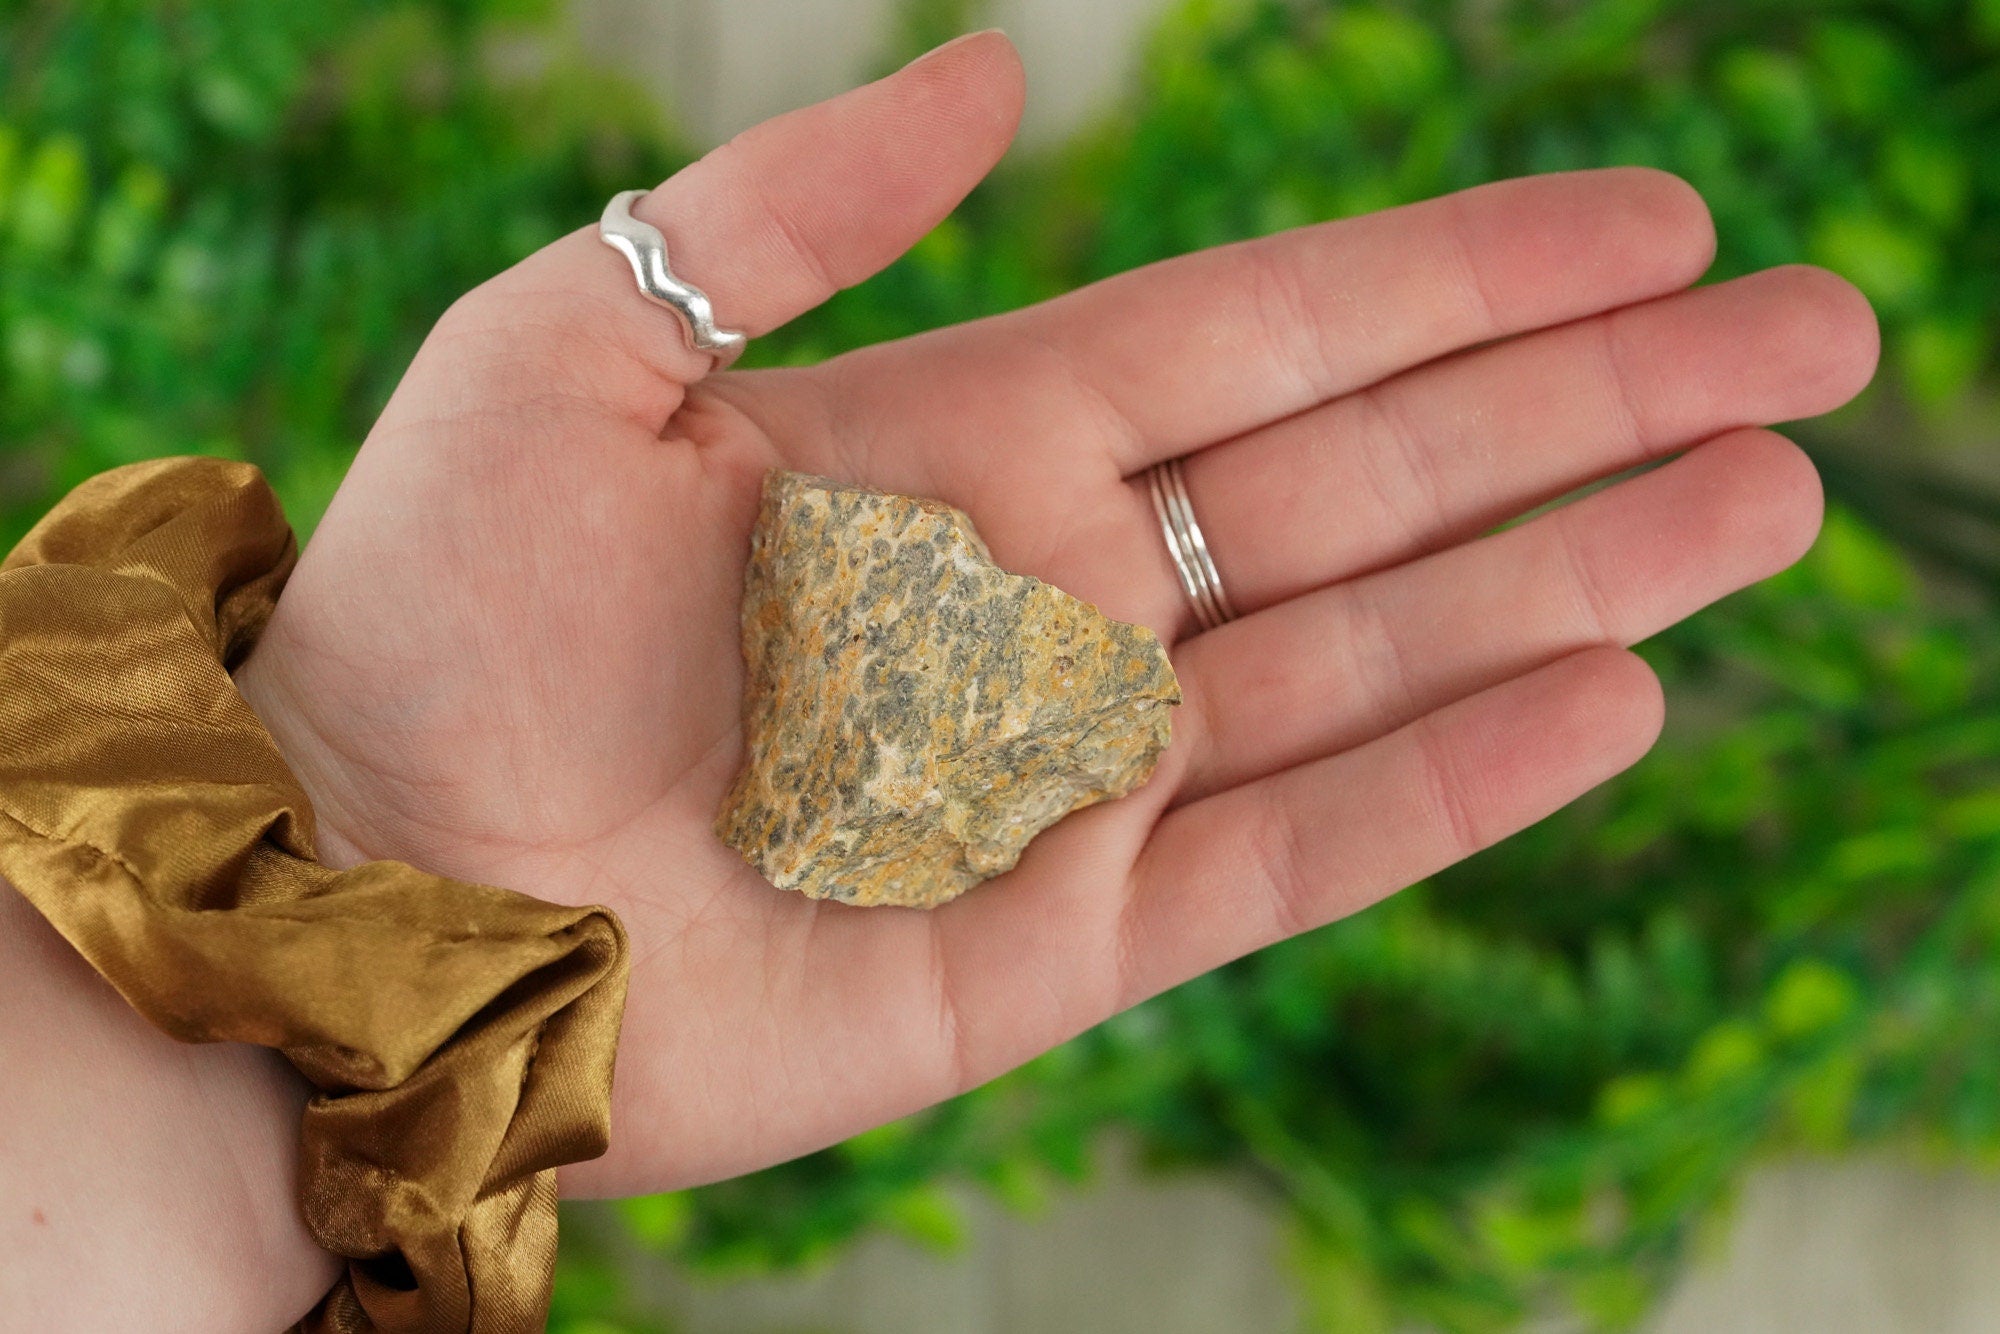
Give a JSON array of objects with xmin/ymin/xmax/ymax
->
[{"xmin": 1160, "ymin": 264, "xmax": 1877, "ymax": 626}]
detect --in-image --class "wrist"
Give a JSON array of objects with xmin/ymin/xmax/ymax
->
[
  {"xmin": 231, "ymin": 639, "xmax": 375, "ymax": 872},
  {"xmin": 0, "ymin": 876, "xmax": 341, "ymax": 1330},
  {"xmin": 2, "ymin": 456, "xmax": 627, "ymax": 1327}
]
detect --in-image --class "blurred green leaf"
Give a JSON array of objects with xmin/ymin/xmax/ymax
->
[
  {"xmin": 1717, "ymin": 48, "xmax": 1819, "ymax": 147},
  {"xmin": 9, "ymin": 134, "xmax": 88, "ymax": 258},
  {"xmin": 1900, "ymin": 314, "xmax": 1989, "ymax": 406},
  {"xmin": 1881, "ymin": 131, "xmax": 1971, "ymax": 229},
  {"xmin": 1321, "ymin": 10, "xmax": 1448, "ymax": 114},
  {"xmin": 1765, "ymin": 960, "xmax": 1860, "ymax": 1040},
  {"xmin": 618, "ymin": 1194, "xmax": 693, "ymax": 1252},
  {"xmin": 882, "ymin": 1185, "xmax": 968, "ymax": 1253},
  {"xmin": 1686, "ymin": 1022, "xmax": 1767, "ymax": 1091},
  {"xmin": 1809, "ymin": 207, "xmax": 1938, "ymax": 312},
  {"xmin": 1808, "ymin": 20, "xmax": 1917, "ymax": 123}
]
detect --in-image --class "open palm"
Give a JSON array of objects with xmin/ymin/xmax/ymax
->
[{"xmin": 234, "ymin": 32, "xmax": 1878, "ymax": 1198}]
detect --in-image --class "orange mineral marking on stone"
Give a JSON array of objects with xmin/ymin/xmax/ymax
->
[{"xmin": 714, "ymin": 468, "xmax": 1180, "ymax": 908}]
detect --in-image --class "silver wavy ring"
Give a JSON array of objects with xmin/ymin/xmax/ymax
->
[
  {"xmin": 598, "ymin": 189, "xmax": 748, "ymax": 370},
  {"xmin": 1147, "ymin": 455, "xmax": 1237, "ymax": 632}
]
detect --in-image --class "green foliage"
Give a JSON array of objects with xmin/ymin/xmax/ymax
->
[
  {"xmin": 0, "ymin": 0, "xmax": 684, "ymax": 544},
  {"xmin": 10, "ymin": 0, "xmax": 2000, "ymax": 1331}
]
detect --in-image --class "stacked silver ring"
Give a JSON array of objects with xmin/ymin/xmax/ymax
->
[{"xmin": 1147, "ymin": 455, "xmax": 1237, "ymax": 632}]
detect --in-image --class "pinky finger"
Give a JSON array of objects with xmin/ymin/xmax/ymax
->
[{"xmin": 1121, "ymin": 647, "xmax": 1664, "ymax": 1006}]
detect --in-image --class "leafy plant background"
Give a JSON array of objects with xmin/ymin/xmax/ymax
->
[{"xmin": 5, "ymin": 0, "xmax": 2000, "ymax": 1330}]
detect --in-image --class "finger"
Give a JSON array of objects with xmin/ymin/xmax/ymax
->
[
  {"xmin": 1019, "ymin": 166, "xmax": 1716, "ymax": 468},
  {"xmin": 432, "ymin": 30, "xmax": 1025, "ymax": 419},
  {"xmin": 1173, "ymin": 428, "xmax": 1819, "ymax": 804},
  {"xmin": 1122, "ymin": 646, "xmax": 1663, "ymax": 1005},
  {"xmin": 1177, "ymin": 264, "xmax": 1878, "ymax": 614}
]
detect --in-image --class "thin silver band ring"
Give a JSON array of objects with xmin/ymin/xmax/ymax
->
[
  {"xmin": 1147, "ymin": 456, "xmax": 1237, "ymax": 632},
  {"xmin": 598, "ymin": 189, "xmax": 749, "ymax": 370}
]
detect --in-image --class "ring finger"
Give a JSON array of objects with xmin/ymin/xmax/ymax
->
[{"xmin": 1172, "ymin": 427, "xmax": 1822, "ymax": 805}]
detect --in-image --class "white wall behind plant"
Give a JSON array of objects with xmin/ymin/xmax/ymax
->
[
  {"xmin": 571, "ymin": 0, "xmax": 1177, "ymax": 150},
  {"xmin": 568, "ymin": 1151, "xmax": 2000, "ymax": 1333}
]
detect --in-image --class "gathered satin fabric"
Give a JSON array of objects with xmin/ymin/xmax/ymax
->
[{"xmin": 0, "ymin": 457, "xmax": 630, "ymax": 1333}]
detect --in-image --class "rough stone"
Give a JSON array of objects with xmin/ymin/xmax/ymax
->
[{"xmin": 715, "ymin": 469, "xmax": 1181, "ymax": 908}]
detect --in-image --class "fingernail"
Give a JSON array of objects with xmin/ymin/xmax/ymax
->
[{"xmin": 910, "ymin": 28, "xmax": 1007, "ymax": 66}]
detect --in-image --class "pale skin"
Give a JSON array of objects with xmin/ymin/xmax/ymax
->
[{"xmin": 0, "ymin": 30, "xmax": 1880, "ymax": 1331}]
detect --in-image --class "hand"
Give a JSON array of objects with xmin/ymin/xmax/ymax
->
[{"xmin": 234, "ymin": 30, "xmax": 1878, "ymax": 1197}]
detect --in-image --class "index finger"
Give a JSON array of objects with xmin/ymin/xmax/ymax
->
[{"xmin": 1014, "ymin": 167, "xmax": 1716, "ymax": 470}]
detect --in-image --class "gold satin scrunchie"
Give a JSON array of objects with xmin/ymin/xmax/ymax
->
[{"xmin": 0, "ymin": 457, "xmax": 630, "ymax": 1333}]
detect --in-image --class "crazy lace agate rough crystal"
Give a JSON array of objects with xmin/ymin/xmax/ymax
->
[{"xmin": 715, "ymin": 469, "xmax": 1181, "ymax": 908}]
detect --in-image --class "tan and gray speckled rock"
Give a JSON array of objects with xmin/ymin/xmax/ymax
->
[{"xmin": 715, "ymin": 469, "xmax": 1180, "ymax": 908}]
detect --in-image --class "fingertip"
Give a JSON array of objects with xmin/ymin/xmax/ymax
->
[
  {"xmin": 1598, "ymin": 645, "xmax": 1667, "ymax": 759},
  {"xmin": 1758, "ymin": 428, "xmax": 1828, "ymax": 568},
  {"xmin": 1402, "ymin": 646, "xmax": 1666, "ymax": 867},
  {"xmin": 900, "ymin": 28, "xmax": 1027, "ymax": 158},
  {"xmin": 1767, "ymin": 263, "xmax": 1883, "ymax": 407},
  {"xmin": 1450, "ymin": 167, "xmax": 1719, "ymax": 337},
  {"xmin": 908, "ymin": 26, "xmax": 1019, "ymax": 68},
  {"xmin": 1535, "ymin": 645, "xmax": 1667, "ymax": 778},
  {"xmin": 1477, "ymin": 646, "xmax": 1663, "ymax": 792},
  {"xmin": 1704, "ymin": 428, "xmax": 1827, "ymax": 577},
  {"xmin": 1565, "ymin": 165, "xmax": 1717, "ymax": 290},
  {"xmin": 1526, "ymin": 648, "xmax": 1664, "ymax": 802},
  {"xmin": 1607, "ymin": 166, "xmax": 1717, "ymax": 283}
]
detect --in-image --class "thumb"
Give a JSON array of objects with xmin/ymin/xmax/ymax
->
[{"xmin": 460, "ymin": 29, "xmax": 1026, "ymax": 401}]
